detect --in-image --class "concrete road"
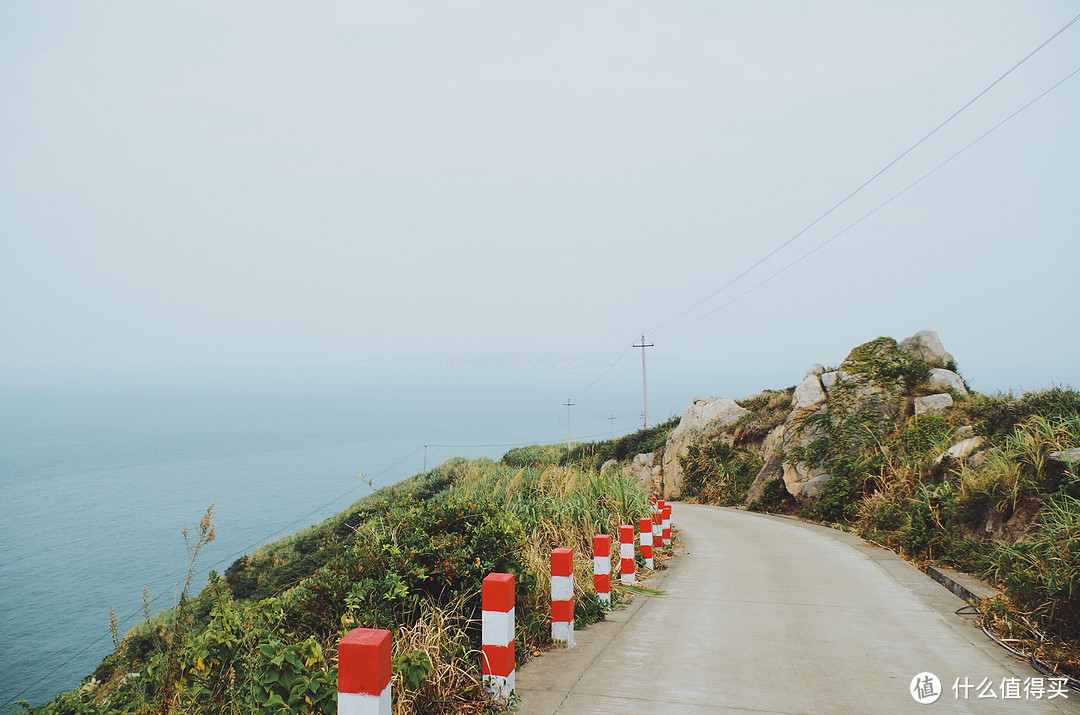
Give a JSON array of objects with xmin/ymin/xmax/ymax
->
[{"xmin": 514, "ymin": 503, "xmax": 1078, "ymax": 714}]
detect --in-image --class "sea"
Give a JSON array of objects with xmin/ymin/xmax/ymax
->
[{"xmin": 0, "ymin": 365, "xmax": 704, "ymax": 707}]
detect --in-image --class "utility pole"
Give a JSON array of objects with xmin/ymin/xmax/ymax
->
[
  {"xmin": 633, "ymin": 334, "xmax": 654, "ymax": 428},
  {"xmin": 423, "ymin": 445, "xmax": 428, "ymax": 472},
  {"xmin": 564, "ymin": 398, "xmax": 575, "ymax": 452},
  {"xmin": 609, "ymin": 414, "xmax": 617, "ymax": 441}
]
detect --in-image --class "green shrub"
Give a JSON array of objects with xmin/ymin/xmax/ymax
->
[
  {"xmin": 680, "ymin": 439, "xmax": 762, "ymax": 506},
  {"xmin": 982, "ymin": 494, "xmax": 1080, "ymax": 641}
]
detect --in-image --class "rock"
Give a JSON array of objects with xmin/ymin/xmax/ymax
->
[
  {"xmin": 626, "ymin": 453, "xmax": 659, "ymax": 492},
  {"xmin": 935, "ymin": 436, "xmax": 986, "ymax": 465},
  {"xmin": 953, "ymin": 425, "xmax": 975, "ymax": 441},
  {"xmin": 1048, "ymin": 448, "xmax": 1080, "ymax": 466},
  {"xmin": 779, "ymin": 404, "xmax": 830, "ymax": 498},
  {"xmin": 821, "ymin": 371, "xmax": 839, "ymax": 392},
  {"xmin": 658, "ymin": 397, "xmax": 749, "ymax": 499},
  {"xmin": 915, "ymin": 393, "xmax": 953, "ymax": 417},
  {"xmin": 804, "ymin": 364, "xmax": 825, "ymax": 378},
  {"xmin": 746, "ymin": 424, "xmax": 785, "ymax": 503},
  {"xmin": 958, "ymin": 495, "xmax": 1042, "ymax": 544},
  {"xmin": 792, "ymin": 374, "xmax": 827, "ymax": 410},
  {"xmin": 927, "ymin": 368, "xmax": 967, "ymax": 396},
  {"xmin": 898, "ymin": 330, "xmax": 954, "ymax": 368},
  {"xmin": 799, "ymin": 473, "xmax": 833, "ymax": 501},
  {"xmin": 599, "ymin": 459, "xmax": 618, "ymax": 477},
  {"xmin": 1045, "ymin": 448, "xmax": 1080, "ymax": 488}
]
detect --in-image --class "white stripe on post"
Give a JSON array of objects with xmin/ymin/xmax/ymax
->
[
  {"xmin": 639, "ymin": 517, "xmax": 654, "ymax": 570},
  {"xmin": 551, "ymin": 548, "xmax": 575, "ymax": 646},
  {"xmin": 662, "ymin": 504, "xmax": 671, "ymax": 546},
  {"xmin": 481, "ymin": 572, "xmax": 516, "ymax": 701},
  {"xmin": 593, "ymin": 534, "xmax": 611, "ymax": 606},
  {"xmin": 338, "ymin": 628, "xmax": 392, "ymax": 715},
  {"xmin": 619, "ymin": 524, "xmax": 635, "ymax": 584}
]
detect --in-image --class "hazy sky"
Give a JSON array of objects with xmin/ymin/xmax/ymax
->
[{"xmin": 2, "ymin": 2, "xmax": 1078, "ymax": 398}]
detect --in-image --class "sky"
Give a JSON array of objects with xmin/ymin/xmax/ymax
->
[{"xmin": 2, "ymin": 1, "xmax": 1078, "ymax": 402}]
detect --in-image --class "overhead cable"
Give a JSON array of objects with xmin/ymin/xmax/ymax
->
[
  {"xmin": 655, "ymin": 64, "xmax": 1080, "ymax": 342},
  {"xmin": 643, "ymin": 11, "xmax": 1080, "ymax": 339}
]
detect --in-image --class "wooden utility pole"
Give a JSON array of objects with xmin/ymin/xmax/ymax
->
[
  {"xmin": 564, "ymin": 398, "xmax": 575, "ymax": 451},
  {"xmin": 633, "ymin": 334, "xmax": 655, "ymax": 428}
]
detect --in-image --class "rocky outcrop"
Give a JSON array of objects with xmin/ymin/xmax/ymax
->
[
  {"xmin": 658, "ymin": 397, "xmax": 749, "ymax": 499},
  {"xmin": 899, "ymin": 330, "xmax": 954, "ymax": 368},
  {"xmin": 746, "ymin": 424, "xmax": 785, "ymax": 503},
  {"xmin": 659, "ymin": 330, "xmax": 962, "ymax": 507},
  {"xmin": 915, "ymin": 393, "xmax": 953, "ymax": 417},
  {"xmin": 779, "ymin": 374, "xmax": 831, "ymax": 501},
  {"xmin": 744, "ymin": 330, "xmax": 954, "ymax": 506},
  {"xmin": 626, "ymin": 453, "xmax": 659, "ymax": 491}
]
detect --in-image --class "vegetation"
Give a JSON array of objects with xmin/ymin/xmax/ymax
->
[
  {"xmin": 503, "ymin": 415, "xmax": 679, "ymax": 473},
  {"xmin": 19, "ymin": 433, "xmax": 662, "ymax": 714}
]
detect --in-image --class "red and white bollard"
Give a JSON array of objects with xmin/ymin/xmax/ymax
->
[
  {"xmin": 652, "ymin": 506, "xmax": 663, "ymax": 553},
  {"xmin": 338, "ymin": 628, "xmax": 392, "ymax": 715},
  {"xmin": 662, "ymin": 504, "xmax": 672, "ymax": 546},
  {"xmin": 593, "ymin": 534, "xmax": 611, "ymax": 606},
  {"xmin": 481, "ymin": 572, "xmax": 515, "ymax": 701},
  {"xmin": 619, "ymin": 524, "xmax": 635, "ymax": 584},
  {"xmin": 551, "ymin": 548, "xmax": 575, "ymax": 646},
  {"xmin": 639, "ymin": 517, "xmax": 654, "ymax": 569}
]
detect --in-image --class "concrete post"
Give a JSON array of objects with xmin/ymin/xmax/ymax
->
[
  {"xmin": 481, "ymin": 572, "xmax": 516, "ymax": 701},
  {"xmin": 338, "ymin": 628, "xmax": 392, "ymax": 715}
]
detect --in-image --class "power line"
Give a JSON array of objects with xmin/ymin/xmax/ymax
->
[
  {"xmin": 655, "ymin": 63, "xmax": 1080, "ymax": 343},
  {"xmin": 574, "ymin": 344, "xmax": 634, "ymax": 397},
  {"xmin": 643, "ymin": 10, "xmax": 1080, "ymax": 339}
]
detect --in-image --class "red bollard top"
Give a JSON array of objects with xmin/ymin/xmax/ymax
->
[
  {"xmin": 482, "ymin": 573, "xmax": 515, "ymax": 613},
  {"xmin": 339, "ymin": 628, "xmax": 392, "ymax": 696},
  {"xmin": 551, "ymin": 548, "xmax": 573, "ymax": 577},
  {"xmin": 619, "ymin": 524, "xmax": 634, "ymax": 543},
  {"xmin": 639, "ymin": 517, "xmax": 652, "ymax": 534},
  {"xmin": 593, "ymin": 533, "xmax": 611, "ymax": 557}
]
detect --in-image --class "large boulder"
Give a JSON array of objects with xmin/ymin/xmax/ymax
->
[
  {"xmin": 915, "ymin": 393, "xmax": 954, "ymax": 417},
  {"xmin": 927, "ymin": 368, "xmax": 967, "ymax": 396},
  {"xmin": 792, "ymin": 372, "xmax": 827, "ymax": 410},
  {"xmin": 658, "ymin": 397, "xmax": 749, "ymax": 499},
  {"xmin": 899, "ymin": 330, "xmax": 954, "ymax": 368}
]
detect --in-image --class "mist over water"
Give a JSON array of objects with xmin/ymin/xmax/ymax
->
[{"xmin": 0, "ymin": 365, "xmax": 705, "ymax": 706}]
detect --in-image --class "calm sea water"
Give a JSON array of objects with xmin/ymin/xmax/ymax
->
[{"xmin": 0, "ymin": 366, "xmax": 695, "ymax": 706}]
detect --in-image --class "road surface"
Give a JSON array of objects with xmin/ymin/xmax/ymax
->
[{"xmin": 514, "ymin": 503, "xmax": 1078, "ymax": 714}]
